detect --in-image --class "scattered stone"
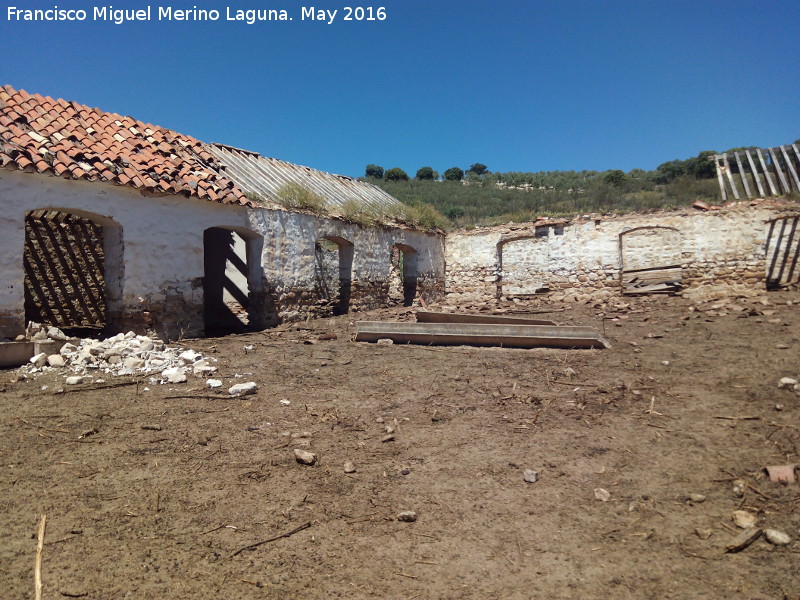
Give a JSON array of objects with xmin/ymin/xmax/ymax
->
[
  {"xmin": 732, "ymin": 510, "xmax": 757, "ymax": 529},
  {"xmin": 375, "ymin": 416, "xmax": 385, "ymax": 423},
  {"xmin": 594, "ymin": 488, "xmax": 611, "ymax": 502},
  {"xmin": 687, "ymin": 493, "xmax": 706, "ymax": 503},
  {"xmin": 523, "ymin": 469, "xmax": 539, "ymax": 483},
  {"xmin": 179, "ymin": 350, "xmax": 201, "ymax": 363},
  {"xmin": 164, "ymin": 368, "xmax": 188, "ymax": 384},
  {"xmin": 732, "ymin": 479, "xmax": 746, "ymax": 497},
  {"xmin": 65, "ymin": 376, "xmax": 85, "ymax": 385},
  {"xmin": 764, "ymin": 529, "xmax": 791, "ymax": 545},
  {"xmin": 778, "ymin": 377, "xmax": 798, "ymax": 389},
  {"xmin": 660, "ymin": 360, "xmax": 670, "ymax": 366},
  {"xmin": 280, "ymin": 399, "xmax": 291, "ymax": 406},
  {"xmin": 59, "ymin": 343, "xmax": 78, "ymax": 356},
  {"xmin": 192, "ymin": 360, "xmax": 217, "ymax": 376},
  {"xmin": 397, "ymin": 511, "xmax": 417, "ymax": 522},
  {"xmin": 376, "ymin": 338, "xmax": 394, "ymax": 346},
  {"xmin": 30, "ymin": 352, "xmax": 48, "ymax": 368},
  {"xmin": 46, "ymin": 326, "xmax": 68, "ymax": 341},
  {"xmin": 47, "ymin": 354, "xmax": 65, "ymax": 368},
  {"xmin": 343, "ymin": 461, "xmax": 356, "ymax": 473},
  {"xmin": 294, "ymin": 449, "xmax": 317, "ymax": 466},
  {"xmin": 695, "ymin": 528, "xmax": 712, "ymax": 540},
  {"xmin": 206, "ymin": 379, "xmax": 223, "ymax": 389},
  {"xmin": 776, "ymin": 344, "xmax": 789, "ymax": 349},
  {"xmin": 381, "ymin": 434, "xmax": 396, "ymax": 443},
  {"xmin": 229, "ymin": 382, "xmax": 258, "ymax": 396},
  {"xmin": 123, "ymin": 357, "xmax": 145, "ymax": 370},
  {"xmin": 141, "ymin": 424, "xmax": 163, "ymax": 431}
]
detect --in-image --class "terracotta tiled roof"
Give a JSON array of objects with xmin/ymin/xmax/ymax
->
[{"xmin": 0, "ymin": 85, "xmax": 250, "ymax": 206}]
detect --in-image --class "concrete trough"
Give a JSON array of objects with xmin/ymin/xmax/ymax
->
[
  {"xmin": 355, "ymin": 321, "xmax": 610, "ymax": 349},
  {"xmin": 416, "ymin": 311, "xmax": 557, "ymax": 326},
  {"xmin": 0, "ymin": 341, "xmax": 36, "ymax": 368}
]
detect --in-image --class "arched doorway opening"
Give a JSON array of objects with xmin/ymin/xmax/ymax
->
[
  {"xmin": 389, "ymin": 244, "xmax": 418, "ymax": 306},
  {"xmin": 314, "ymin": 235, "xmax": 354, "ymax": 316},
  {"xmin": 23, "ymin": 208, "xmax": 123, "ymax": 335}
]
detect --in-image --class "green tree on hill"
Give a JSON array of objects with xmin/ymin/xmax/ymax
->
[
  {"xmin": 443, "ymin": 167, "xmax": 464, "ymax": 181},
  {"xmin": 365, "ymin": 164, "xmax": 384, "ymax": 179},
  {"xmin": 384, "ymin": 167, "xmax": 409, "ymax": 181},
  {"xmin": 603, "ymin": 170, "xmax": 627, "ymax": 186},
  {"xmin": 468, "ymin": 163, "xmax": 489, "ymax": 175},
  {"xmin": 415, "ymin": 166, "xmax": 436, "ymax": 180}
]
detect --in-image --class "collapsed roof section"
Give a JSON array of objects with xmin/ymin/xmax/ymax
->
[
  {"xmin": 0, "ymin": 85, "xmax": 250, "ymax": 206},
  {"xmin": 207, "ymin": 143, "xmax": 404, "ymax": 215}
]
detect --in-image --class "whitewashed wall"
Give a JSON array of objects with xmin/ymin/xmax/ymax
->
[{"xmin": 0, "ymin": 170, "xmax": 446, "ymax": 339}]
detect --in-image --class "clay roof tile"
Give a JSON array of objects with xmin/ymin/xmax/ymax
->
[{"xmin": 0, "ymin": 84, "xmax": 250, "ymax": 205}]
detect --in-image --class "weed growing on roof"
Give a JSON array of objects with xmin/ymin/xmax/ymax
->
[
  {"xmin": 244, "ymin": 192, "xmax": 266, "ymax": 205},
  {"xmin": 275, "ymin": 182, "xmax": 327, "ymax": 214},
  {"xmin": 398, "ymin": 202, "xmax": 449, "ymax": 231},
  {"xmin": 341, "ymin": 199, "xmax": 379, "ymax": 226}
]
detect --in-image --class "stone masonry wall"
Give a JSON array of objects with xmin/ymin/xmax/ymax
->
[
  {"xmin": 247, "ymin": 208, "xmax": 445, "ymax": 324},
  {"xmin": 446, "ymin": 202, "xmax": 800, "ymax": 305}
]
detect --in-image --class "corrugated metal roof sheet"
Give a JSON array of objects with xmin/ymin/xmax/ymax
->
[{"xmin": 207, "ymin": 143, "xmax": 402, "ymax": 213}]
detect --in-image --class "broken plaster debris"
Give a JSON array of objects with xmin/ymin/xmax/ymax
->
[{"xmin": 17, "ymin": 322, "xmax": 218, "ymax": 385}]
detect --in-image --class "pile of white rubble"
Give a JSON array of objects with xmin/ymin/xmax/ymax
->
[{"xmin": 21, "ymin": 323, "xmax": 218, "ymax": 385}]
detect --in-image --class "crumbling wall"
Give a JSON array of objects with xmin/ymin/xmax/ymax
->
[
  {"xmin": 247, "ymin": 208, "xmax": 445, "ymax": 323},
  {"xmin": 446, "ymin": 203, "xmax": 800, "ymax": 304}
]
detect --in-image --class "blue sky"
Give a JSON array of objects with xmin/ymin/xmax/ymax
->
[{"xmin": 3, "ymin": 0, "xmax": 799, "ymax": 177}]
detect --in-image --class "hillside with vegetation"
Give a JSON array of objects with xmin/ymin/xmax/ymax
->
[{"xmin": 364, "ymin": 146, "xmax": 798, "ymax": 230}]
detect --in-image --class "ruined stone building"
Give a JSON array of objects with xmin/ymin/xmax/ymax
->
[
  {"xmin": 1, "ymin": 85, "xmax": 798, "ymax": 342},
  {"xmin": 0, "ymin": 85, "xmax": 444, "ymax": 340}
]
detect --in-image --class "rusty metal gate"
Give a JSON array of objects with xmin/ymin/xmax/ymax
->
[{"xmin": 765, "ymin": 216, "xmax": 800, "ymax": 289}]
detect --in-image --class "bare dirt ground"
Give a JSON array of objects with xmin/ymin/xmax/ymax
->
[{"xmin": 2, "ymin": 291, "xmax": 799, "ymax": 599}]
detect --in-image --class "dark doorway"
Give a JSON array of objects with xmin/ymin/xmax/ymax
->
[
  {"xmin": 314, "ymin": 236, "xmax": 354, "ymax": 316},
  {"xmin": 204, "ymin": 227, "xmax": 263, "ymax": 335},
  {"xmin": 390, "ymin": 244, "xmax": 418, "ymax": 306}
]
